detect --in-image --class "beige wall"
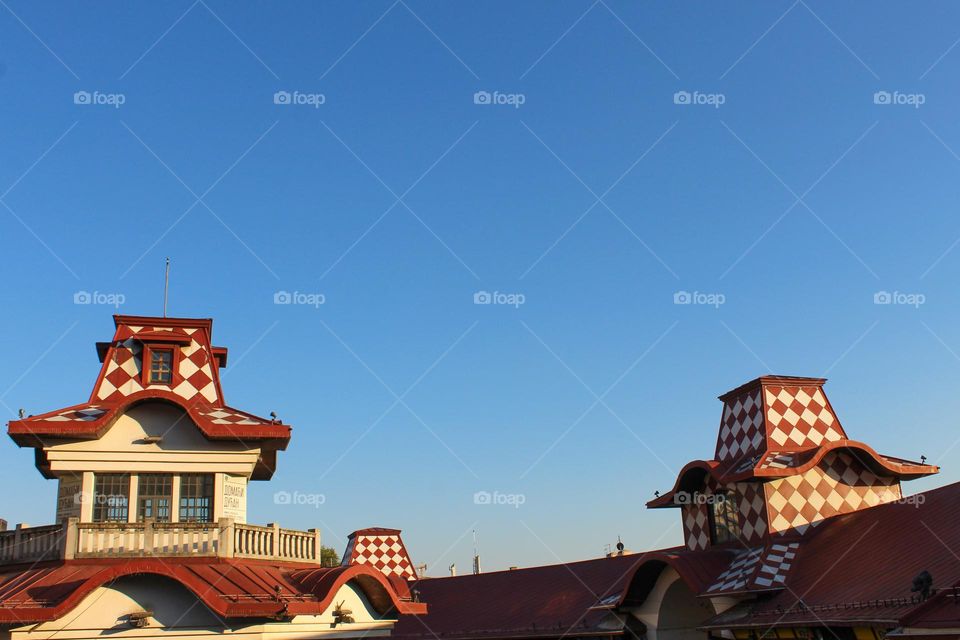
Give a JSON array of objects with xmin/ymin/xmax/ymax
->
[{"xmin": 47, "ymin": 403, "xmax": 257, "ymax": 523}]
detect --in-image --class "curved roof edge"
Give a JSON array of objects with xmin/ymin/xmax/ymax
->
[
  {"xmin": 618, "ymin": 549, "xmax": 734, "ymax": 607},
  {"xmin": 0, "ymin": 559, "xmax": 426, "ymax": 625},
  {"xmin": 8, "ymin": 391, "xmax": 291, "ymax": 447},
  {"xmin": 648, "ymin": 441, "xmax": 937, "ymax": 509}
]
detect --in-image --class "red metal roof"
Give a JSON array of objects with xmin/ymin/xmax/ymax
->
[
  {"xmin": 703, "ymin": 481, "xmax": 960, "ymax": 629},
  {"xmin": 0, "ymin": 557, "xmax": 425, "ymax": 626},
  {"xmin": 392, "ymin": 548, "xmax": 734, "ymax": 640},
  {"xmin": 393, "ymin": 554, "xmax": 642, "ymax": 640}
]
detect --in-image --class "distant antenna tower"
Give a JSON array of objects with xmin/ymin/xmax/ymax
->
[
  {"xmin": 472, "ymin": 530, "xmax": 481, "ymax": 575},
  {"xmin": 163, "ymin": 257, "xmax": 171, "ymax": 317}
]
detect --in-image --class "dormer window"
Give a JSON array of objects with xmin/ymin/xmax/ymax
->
[
  {"xmin": 708, "ymin": 490, "xmax": 742, "ymax": 545},
  {"xmin": 149, "ymin": 349, "xmax": 173, "ymax": 383},
  {"xmin": 141, "ymin": 344, "xmax": 178, "ymax": 386}
]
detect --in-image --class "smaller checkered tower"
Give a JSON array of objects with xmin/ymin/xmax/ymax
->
[
  {"xmin": 648, "ymin": 376, "xmax": 937, "ymax": 558},
  {"xmin": 342, "ymin": 528, "xmax": 418, "ymax": 580}
]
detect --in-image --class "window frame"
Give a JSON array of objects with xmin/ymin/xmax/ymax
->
[
  {"xmin": 707, "ymin": 489, "xmax": 742, "ymax": 545},
  {"xmin": 178, "ymin": 474, "xmax": 214, "ymax": 523},
  {"xmin": 142, "ymin": 344, "xmax": 179, "ymax": 387},
  {"xmin": 92, "ymin": 473, "xmax": 131, "ymax": 523},
  {"xmin": 137, "ymin": 474, "xmax": 173, "ymax": 522}
]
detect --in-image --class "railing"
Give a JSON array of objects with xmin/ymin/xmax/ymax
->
[
  {"xmin": 233, "ymin": 523, "xmax": 319, "ymax": 562},
  {"xmin": 0, "ymin": 524, "xmax": 64, "ymax": 563},
  {"xmin": 76, "ymin": 521, "xmax": 221, "ymax": 557},
  {"xmin": 0, "ymin": 519, "xmax": 321, "ymax": 565}
]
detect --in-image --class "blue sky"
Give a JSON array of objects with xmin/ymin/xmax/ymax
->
[{"xmin": 2, "ymin": 1, "xmax": 960, "ymax": 574}]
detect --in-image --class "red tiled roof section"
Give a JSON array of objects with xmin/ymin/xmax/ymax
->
[
  {"xmin": 0, "ymin": 557, "xmax": 425, "ymax": 625},
  {"xmin": 705, "ymin": 482, "xmax": 960, "ymax": 629},
  {"xmin": 393, "ymin": 554, "xmax": 641, "ymax": 640}
]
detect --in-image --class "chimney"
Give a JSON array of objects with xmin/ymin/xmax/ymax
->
[{"xmin": 449, "ymin": 563, "xmax": 456, "ymax": 577}]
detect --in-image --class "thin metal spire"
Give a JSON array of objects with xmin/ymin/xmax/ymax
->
[{"xmin": 163, "ymin": 258, "xmax": 170, "ymax": 317}]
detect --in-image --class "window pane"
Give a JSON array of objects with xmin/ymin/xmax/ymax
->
[
  {"xmin": 93, "ymin": 474, "xmax": 130, "ymax": 522},
  {"xmin": 709, "ymin": 491, "xmax": 742, "ymax": 545},
  {"xmin": 137, "ymin": 474, "xmax": 172, "ymax": 522},
  {"xmin": 149, "ymin": 350, "xmax": 173, "ymax": 384},
  {"xmin": 179, "ymin": 474, "xmax": 213, "ymax": 522}
]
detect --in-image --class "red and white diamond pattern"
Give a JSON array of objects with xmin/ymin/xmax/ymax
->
[
  {"xmin": 760, "ymin": 451, "xmax": 799, "ymax": 470},
  {"xmin": 348, "ymin": 534, "xmax": 416, "ymax": 579},
  {"xmin": 764, "ymin": 386, "xmax": 845, "ymax": 449},
  {"xmin": 197, "ymin": 408, "xmax": 268, "ymax": 426},
  {"xmin": 44, "ymin": 405, "xmax": 107, "ymax": 422},
  {"xmin": 706, "ymin": 541, "xmax": 800, "ymax": 593},
  {"xmin": 736, "ymin": 482, "xmax": 768, "ymax": 544},
  {"xmin": 716, "ymin": 389, "xmax": 764, "ymax": 460},
  {"xmin": 765, "ymin": 451, "xmax": 902, "ymax": 534},
  {"xmin": 707, "ymin": 547, "xmax": 763, "ymax": 592},
  {"xmin": 95, "ymin": 327, "xmax": 219, "ymax": 405},
  {"xmin": 682, "ymin": 480, "xmax": 767, "ymax": 550},
  {"xmin": 753, "ymin": 542, "xmax": 799, "ymax": 588},
  {"xmin": 683, "ymin": 504, "xmax": 710, "ymax": 551}
]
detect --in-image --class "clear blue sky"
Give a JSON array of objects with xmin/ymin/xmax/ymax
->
[{"xmin": 2, "ymin": 1, "xmax": 960, "ymax": 574}]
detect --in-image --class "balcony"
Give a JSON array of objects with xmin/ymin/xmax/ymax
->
[{"xmin": 0, "ymin": 518, "xmax": 323, "ymax": 565}]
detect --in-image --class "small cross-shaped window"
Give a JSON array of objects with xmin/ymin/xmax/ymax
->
[{"xmin": 149, "ymin": 349, "xmax": 173, "ymax": 384}]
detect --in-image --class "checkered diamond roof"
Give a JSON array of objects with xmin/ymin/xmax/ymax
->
[
  {"xmin": 342, "ymin": 528, "xmax": 418, "ymax": 580},
  {"xmin": 7, "ymin": 316, "xmax": 291, "ymax": 477}
]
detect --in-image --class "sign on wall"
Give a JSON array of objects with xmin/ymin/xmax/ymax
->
[
  {"xmin": 56, "ymin": 475, "xmax": 82, "ymax": 521},
  {"xmin": 221, "ymin": 475, "xmax": 247, "ymax": 523}
]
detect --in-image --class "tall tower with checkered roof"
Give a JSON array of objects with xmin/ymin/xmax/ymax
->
[
  {"xmin": 648, "ymin": 376, "xmax": 937, "ymax": 555},
  {"xmin": 8, "ymin": 315, "xmax": 291, "ymax": 525}
]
